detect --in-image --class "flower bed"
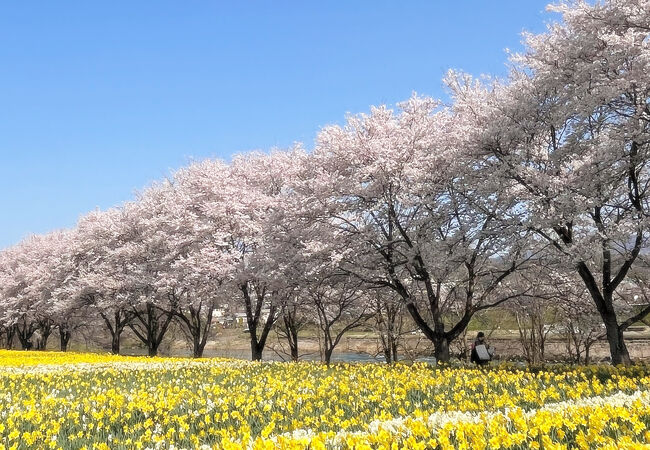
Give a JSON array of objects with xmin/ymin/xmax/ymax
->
[{"xmin": 0, "ymin": 351, "xmax": 648, "ymax": 448}]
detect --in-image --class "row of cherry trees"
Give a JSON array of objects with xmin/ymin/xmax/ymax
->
[{"xmin": 1, "ymin": 0, "xmax": 649, "ymax": 364}]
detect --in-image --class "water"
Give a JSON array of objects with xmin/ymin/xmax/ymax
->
[{"xmin": 119, "ymin": 346, "xmax": 436, "ymax": 363}]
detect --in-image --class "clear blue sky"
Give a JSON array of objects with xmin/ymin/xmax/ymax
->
[{"xmin": 0, "ymin": 1, "xmax": 552, "ymax": 249}]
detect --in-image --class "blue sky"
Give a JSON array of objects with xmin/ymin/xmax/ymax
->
[{"xmin": 0, "ymin": 1, "xmax": 552, "ymax": 249}]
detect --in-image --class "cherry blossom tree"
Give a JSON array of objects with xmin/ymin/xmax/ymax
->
[
  {"xmin": 132, "ymin": 160, "xmax": 238, "ymax": 357},
  {"xmin": 35, "ymin": 230, "xmax": 88, "ymax": 351},
  {"xmin": 451, "ymin": 0, "xmax": 650, "ymax": 364},
  {"xmin": 0, "ymin": 230, "xmax": 78, "ymax": 350},
  {"xmin": 265, "ymin": 173, "xmax": 330, "ymax": 362},
  {"xmin": 309, "ymin": 274, "xmax": 370, "ymax": 365},
  {"xmin": 273, "ymin": 289, "xmax": 310, "ymax": 361},
  {"xmin": 175, "ymin": 149, "xmax": 306, "ymax": 360},
  {"xmin": 0, "ymin": 241, "xmax": 33, "ymax": 349},
  {"xmin": 115, "ymin": 197, "xmax": 179, "ymax": 357},
  {"xmin": 299, "ymin": 97, "xmax": 532, "ymax": 362},
  {"xmin": 556, "ymin": 285, "xmax": 604, "ymax": 364},
  {"xmin": 68, "ymin": 207, "xmax": 143, "ymax": 354},
  {"xmin": 2, "ymin": 0, "xmax": 647, "ymax": 368},
  {"xmin": 369, "ymin": 288, "xmax": 405, "ymax": 363}
]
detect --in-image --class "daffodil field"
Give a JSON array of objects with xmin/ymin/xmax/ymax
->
[{"xmin": 1, "ymin": 351, "xmax": 650, "ymax": 449}]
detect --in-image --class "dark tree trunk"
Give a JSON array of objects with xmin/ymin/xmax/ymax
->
[
  {"xmin": 323, "ymin": 347, "xmax": 334, "ymax": 365},
  {"xmin": 315, "ymin": 302, "xmax": 366, "ymax": 366},
  {"xmin": 128, "ymin": 302, "xmax": 175, "ymax": 357},
  {"xmin": 16, "ymin": 318, "xmax": 37, "ymax": 350},
  {"xmin": 281, "ymin": 311, "xmax": 300, "ymax": 362},
  {"xmin": 173, "ymin": 299, "xmax": 216, "ymax": 359},
  {"xmin": 382, "ymin": 337, "xmax": 398, "ymax": 363},
  {"xmin": 383, "ymin": 346, "xmax": 392, "ymax": 364},
  {"xmin": 404, "ymin": 302, "xmax": 455, "ymax": 363},
  {"xmin": 290, "ymin": 341, "xmax": 299, "ymax": 362},
  {"xmin": 194, "ymin": 303, "xmax": 214, "ymax": 358},
  {"xmin": 314, "ymin": 299, "xmax": 366, "ymax": 365},
  {"xmin": 398, "ymin": 268, "xmax": 485, "ymax": 364},
  {"xmin": 320, "ymin": 327, "xmax": 335, "ymax": 365},
  {"xmin": 241, "ymin": 283, "xmax": 278, "ymax": 362},
  {"xmin": 192, "ymin": 334, "xmax": 205, "ymax": 359},
  {"xmin": 286, "ymin": 322, "xmax": 299, "ymax": 362},
  {"xmin": 58, "ymin": 326, "xmax": 71, "ymax": 352},
  {"xmin": 375, "ymin": 297, "xmax": 401, "ymax": 364},
  {"xmin": 56, "ymin": 321, "xmax": 74, "ymax": 352},
  {"xmin": 576, "ymin": 260, "xmax": 633, "ymax": 365},
  {"xmin": 111, "ymin": 333, "xmax": 121, "ymax": 354},
  {"xmin": 101, "ymin": 310, "xmax": 130, "ymax": 355},
  {"xmin": 288, "ymin": 321, "xmax": 299, "ymax": 362},
  {"xmin": 251, "ymin": 342, "xmax": 264, "ymax": 361},
  {"xmin": 379, "ymin": 330, "xmax": 398, "ymax": 363},
  {"xmin": 37, "ymin": 322, "xmax": 52, "ymax": 350},
  {"xmin": 5, "ymin": 325, "xmax": 16, "ymax": 349},
  {"xmin": 18, "ymin": 335, "xmax": 31, "ymax": 350},
  {"xmin": 147, "ymin": 342, "xmax": 159, "ymax": 357},
  {"xmin": 566, "ymin": 202, "xmax": 643, "ymax": 366},
  {"xmin": 603, "ymin": 314, "xmax": 631, "ymax": 365},
  {"xmin": 384, "ymin": 330, "xmax": 393, "ymax": 363},
  {"xmin": 433, "ymin": 335, "xmax": 450, "ymax": 364}
]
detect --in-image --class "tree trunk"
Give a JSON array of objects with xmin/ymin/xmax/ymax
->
[
  {"xmin": 284, "ymin": 315, "xmax": 299, "ymax": 362},
  {"xmin": 381, "ymin": 332, "xmax": 398, "ymax": 363},
  {"xmin": 383, "ymin": 345, "xmax": 392, "ymax": 364},
  {"xmin": 403, "ymin": 300, "xmax": 462, "ymax": 364},
  {"xmin": 241, "ymin": 283, "xmax": 277, "ymax": 362},
  {"xmin": 111, "ymin": 332, "xmax": 120, "ymax": 354},
  {"xmin": 38, "ymin": 325, "xmax": 51, "ymax": 350},
  {"xmin": 16, "ymin": 319, "xmax": 36, "ymax": 350},
  {"xmin": 192, "ymin": 333, "xmax": 207, "ymax": 358},
  {"xmin": 59, "ymin": 328, "xmax": 71, "ymax": 352},
  {"xmin": 173, "ymin": 299, "xmax": 216, "ymax": 359},
  {"xmin": 18, "ymin": 335, "xmax": 31, "ymax": 350},
  {"xmin": 576, "ymin": 259, "xmax": 635, "ymax": 365},
  {"xmin": 147, "ymin": 342, "xmax": 159, "ymax": 357},
  {"xmin": 5, "ymin": 325, "xmax": 16, "ymax": 349},
  {"xmin": 251, "ymin": 342, "xmax": 263, "ymax": 361},
  {"xmin": 603, "ymin": 314, "xmax": 631, "ymax": 365},
  {"xmin": 128, "ymin": 302, "xmax": 175, "ymax": 358},
  {"xmin": 101, "ymin": 310, "xmax": 129, "ymax": 355},
  {"xmin": 248, "ymin": 324, "xmax": 275, "ymax": 361},
  {"xmin": 324, "ymin": 347, "xmax": 334, "ymax": 365},
  {"xmin": 434, "ymin": 336, "xmax": 450, "ymax": 364},
  {"xmin": 566, "ymin": 323, "xmax": 580, "ymax": 364}
]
